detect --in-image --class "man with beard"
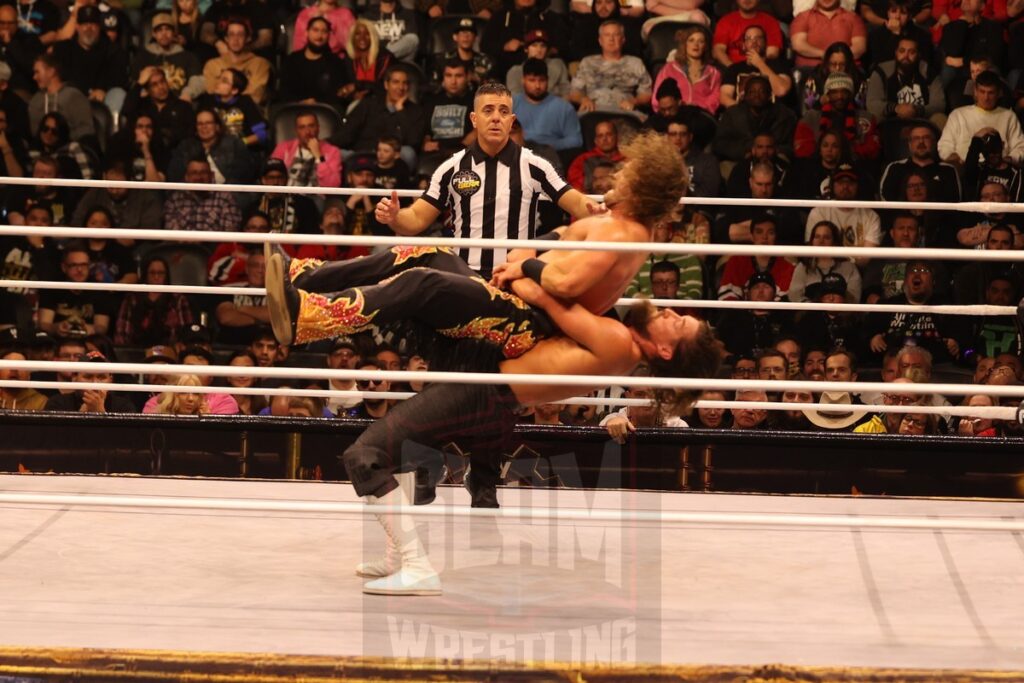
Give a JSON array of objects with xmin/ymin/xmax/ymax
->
[
  {"xmin": 278, "ymin": 16, "xmax": 349, "ymax": 106},
  {"xmin": 49, "ymin": 5, "xmax": 127, "ymax": 111},
  {"xmin": 879, "ymin": 122, "xmax": 960, "ymax": 201},
  {"xmin": 776, "ymin": 385, "xmax": 815, "ymax": 431},
  {"xmin": 129, "ymin": 13, "xmax": 204, "ymax": 102},
  {"xmin": 512, "ymin": 58, "xmax": 581, "ymax": 152},
  {"xmin": 342, "ymin": 359, "xmax": 393, "ymax": 419},
  {"xmin": 866, "ymin": 259, "xmax": 966, "ymax": 363},
  {"xmin": 865, "ymin": 35, "xmax": 944, "ymax": 128}
]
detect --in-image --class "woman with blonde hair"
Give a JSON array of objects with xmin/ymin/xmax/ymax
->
[
  {"xmin": 152, "ymin": 374, "xmax": 209, "ymax": 416},
  {"xmin": 344, "ymin": 19, "xmax": 392, "ymax": 102},
  {"xmin": 651, "ymin": 25, "xmax": 720, "ymax": 115}
]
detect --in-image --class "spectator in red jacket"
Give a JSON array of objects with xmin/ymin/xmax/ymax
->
[{"xmin": 567, "ymin": 119, "xmax": 624, "ymax": 190}]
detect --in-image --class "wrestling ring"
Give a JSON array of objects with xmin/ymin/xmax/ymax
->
[{"xmin": 0, "ymin": 179, "xmax": 1023, "ymax": 681}]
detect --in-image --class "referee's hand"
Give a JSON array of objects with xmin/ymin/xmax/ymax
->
[{"xmin": 375, "ymin": 190, "xmax": 400, "ymax": 225}]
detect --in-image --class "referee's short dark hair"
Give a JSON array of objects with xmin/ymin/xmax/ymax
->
[{"xmin": 474, "ymin": 80, "xmax": 512, "ymax": 106}]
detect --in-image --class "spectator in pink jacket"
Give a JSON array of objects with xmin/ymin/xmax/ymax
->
[
  {"xmin": 651, "ymin": 25, "xmax": 721, "ymax": 115},
  {"xmin": 270, "ymin": 111, "xmax": 342, "ymax": 188}
]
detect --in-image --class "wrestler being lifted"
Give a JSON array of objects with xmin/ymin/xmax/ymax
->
[{"xmin": 264, "ymin": 131, "xmax": 687, "ymax": 361}]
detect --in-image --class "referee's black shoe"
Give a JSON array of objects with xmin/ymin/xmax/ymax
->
[{"xmin": 266, "ymin": 250, "xmax": 299, "ymax": 346}]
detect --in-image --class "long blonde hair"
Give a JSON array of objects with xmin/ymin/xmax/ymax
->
[
  {"xmin": 154, "ymin": 374, "xmax": 209, "ymax": 415},
  {"xmin": 172, "ymin": 0, "xmax": 201, "ymax": 40},
  {"xmin": 347, "ymin": 19, "xmax": 380, "ymax": 67}
]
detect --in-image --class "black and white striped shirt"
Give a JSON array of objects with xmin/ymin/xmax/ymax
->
[{"xmin": 421, "ymin": 141, "xmax": 569, "ymax": 275}]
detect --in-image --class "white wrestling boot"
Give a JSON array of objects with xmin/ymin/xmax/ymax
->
[
  {"xmin": 362, "ymin": 479, "xmax": 441, "ymax": 596},
  {"xmin": 355, "ymin": 471, "xmax": 415, "ymax": 578}
]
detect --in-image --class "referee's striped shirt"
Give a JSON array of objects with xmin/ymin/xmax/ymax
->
[{"xmin": 421, "ymin": 141, "xmax": 570, "ymax": 275}]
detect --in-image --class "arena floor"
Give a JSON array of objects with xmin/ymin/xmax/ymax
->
[{"xmin": 0, "ymin": 474, "xmax": 1022, "ymax": 675}]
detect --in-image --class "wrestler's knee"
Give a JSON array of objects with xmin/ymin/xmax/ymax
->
[{"xmin": 341, "ymin": 443, "xmax": 395, "ymax": 497}]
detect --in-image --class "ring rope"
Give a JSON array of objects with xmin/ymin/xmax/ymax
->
[
  {"xmin": 2, "ymin": 280, "xmax": 1012, "ymax": 317},
  {"xmin": 4, "ymin": 360, "xmax": 1023, "ymax": 398},
  {"xmin": 0, "ymin": 379, "xmax": 645, "ymax": 407},
  {"xmin": 0, "ymin": 489, "xmax": 1020, "ymax": 531},
  {"xmin": 0, "ymin": 175, "xmax": 1017, "ymax": 214},
  {"xmin": 1, "ymin": 225, "xmax": 1020, "ymax": 263},
  {"xmin": 1, "ymin": 378, "xmax": 1014, "ymax": 419}
]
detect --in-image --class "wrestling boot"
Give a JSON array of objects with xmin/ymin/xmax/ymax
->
[
  {"xmin": 362, "ymin": 481, "xmax": 442, "ymax": 596},
  {"xmin": 355, "ymin": 471, "xmax": 415, "ymax": 578},
  {"xmin": 263, "ymin": 241, "xmax": 292, "ymax": 279},
  {"xmin": 265, "ymin": 248, "xmax": 300, "ymax": 346},
  {"xmin": 464, "ymin": 462, "xmax": 500, "ymax": 508}
]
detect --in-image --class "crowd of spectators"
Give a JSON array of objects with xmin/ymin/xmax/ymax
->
[{"xmin": 0, "ymin": 0, "xmax": 1022, "ymax": 438}]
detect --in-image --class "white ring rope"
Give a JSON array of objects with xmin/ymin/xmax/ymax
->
[
  {"xmin": 1, "ymin": 175, "xmax": 1019, "ymax": 214},
  {"xmin": 0, "ymin": 378, "xmax": 1015, "ymax": 419},
  {"xmin": 0, "ymin": 379, "xmax": 643, "ymax": 408},
  {"xmin": 2, "ymin": 280, "xmax": 1014, "ymax": 317},
  {"xmin": 1, "ymin": 225, "xmax": 1021, "ymax": 263},
  {"xmin": 0, "ymin": 489, "xmax": 1019, "ymax": 531},
  {"xmin": 3, "ymin": 360, "xmax": 1023, "ymax": 399}
]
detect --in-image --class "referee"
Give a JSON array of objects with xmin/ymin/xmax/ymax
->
[{"xmin": 375, "ymin": 81, "xmax": 600, "ymax": 277}]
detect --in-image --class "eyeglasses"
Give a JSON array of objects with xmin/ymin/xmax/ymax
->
[
  {"xmin": 908, "ymin": 267, "xmax": 931, "ymax": 275},
  {"xmin": 884, "ymin": 394, "xmax": 919, "ymax": 405},
  {"xmin": 356, "ymin": 379, "xmax": 382, "ymax": 389},
  {"xmin": 901, "ymin": 416, "xmax": 926, "ymax": 428}
]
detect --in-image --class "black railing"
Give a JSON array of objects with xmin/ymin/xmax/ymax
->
[{"xmin": 2, "ymin": 412, "xmax": 1022, "ymax": 499}]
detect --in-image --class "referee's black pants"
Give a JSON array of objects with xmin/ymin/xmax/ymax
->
[{"xmin": 289, "ymin": 246, "xmax": 550, "ymax": 360}]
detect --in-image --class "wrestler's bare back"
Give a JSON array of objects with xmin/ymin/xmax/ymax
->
[{"xmin": 536, "ymin": 211, "xmax": 651, "ymax": 314}]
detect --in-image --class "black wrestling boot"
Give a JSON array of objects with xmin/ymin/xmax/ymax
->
[
  {"xmin": 265, "ymin": 250, "xmax": 300, "ymax": 346},
  {"xmin": 414, "ymin": 467, "xmax": 437, "ymax": 506},
  {"xmin": 465, "ymin": 466, "xmax": 500, "ymax": 508}
]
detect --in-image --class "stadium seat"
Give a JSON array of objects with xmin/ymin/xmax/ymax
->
[{"xmin": 269, "ymin": 102, "xmax": 344, "ymax": 147}]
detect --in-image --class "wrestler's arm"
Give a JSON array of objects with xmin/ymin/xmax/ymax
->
[{"xmin": 511, "ymin": 279, "xmax": 633, "ymax": 359}]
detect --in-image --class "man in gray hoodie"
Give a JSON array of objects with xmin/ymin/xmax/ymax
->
[{"xmin": 27, "ymin": 53, "xmax": 93, "ymax": 141}]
